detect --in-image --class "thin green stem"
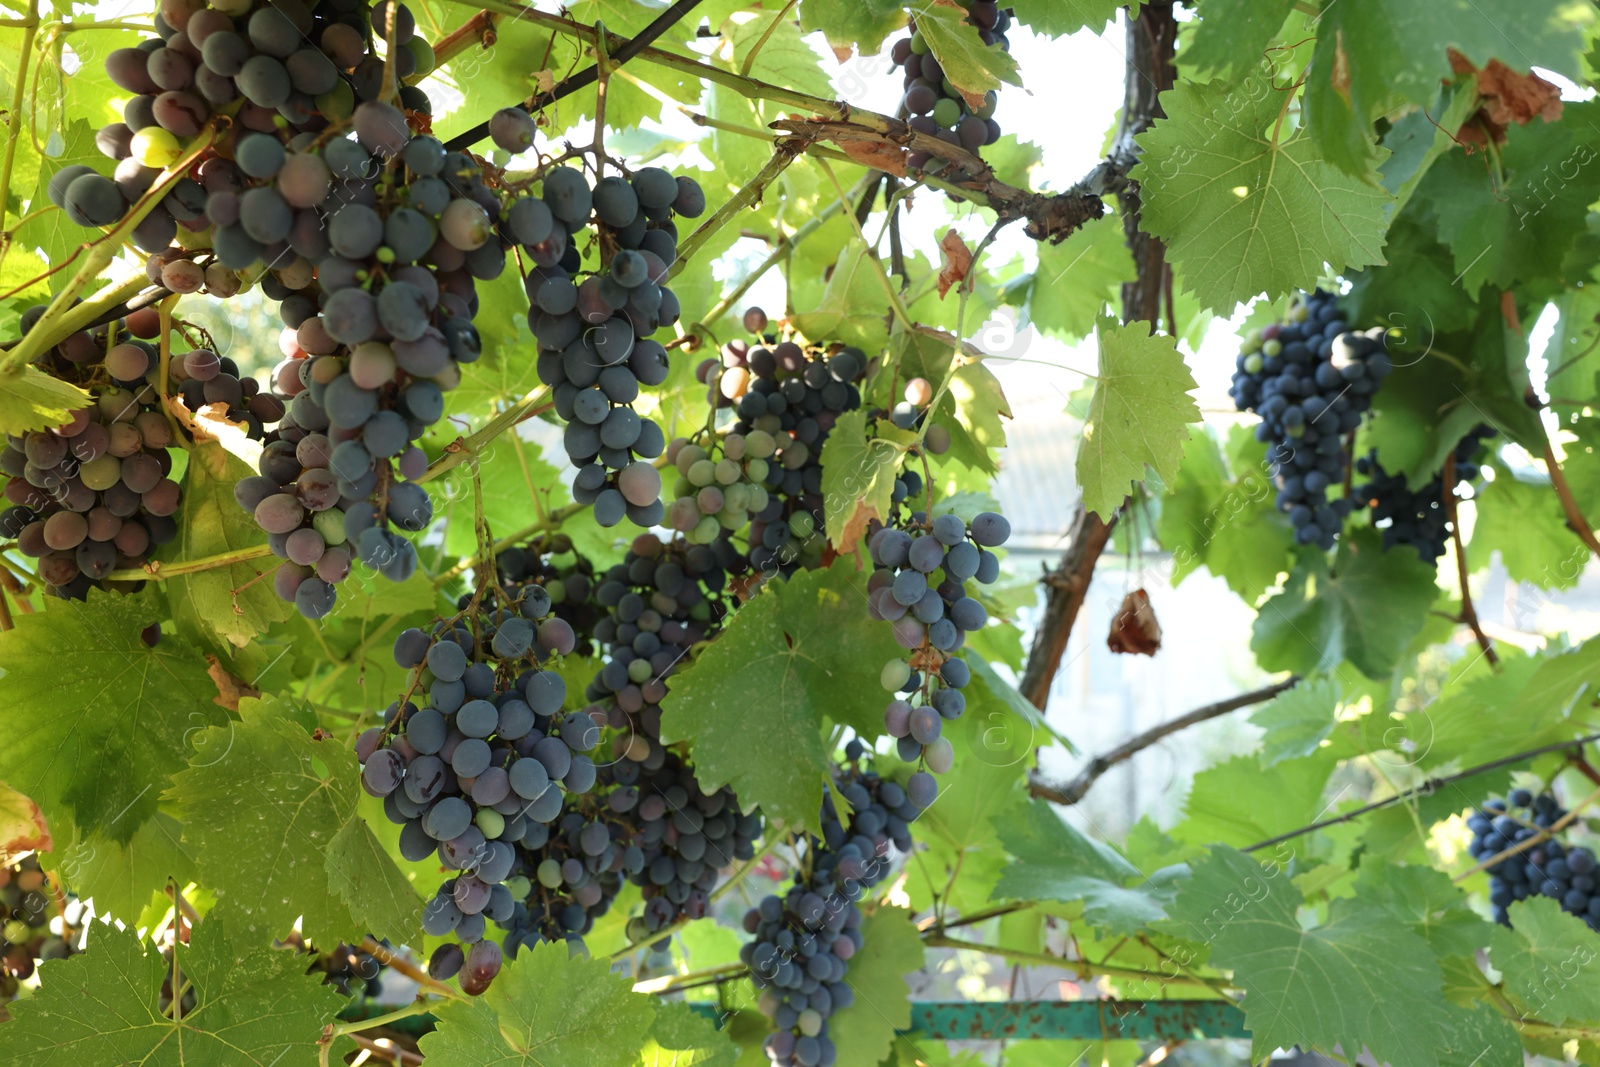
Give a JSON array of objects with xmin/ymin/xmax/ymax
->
[
  {"xmin": 671, "ymin": 138, "xmax": 811, "ymax": 279},
  {"xmin": 815, "ymin": 157, "xmax": 910, "ymax": 332},
  {"xmin": 104, "ymin": 543, "xmax": 275, "ymax": 583},
  {"xmin": 738, "ymin": 0, "xmax": 799, "ymax": 78},
  {"xmin": 2, "ymin": 120, "xmax": 212, "ymax": 376},
  {"xmin": 417, "ymin": 387, "xmax": 552, "ymax": 485},
  {"xmin": 432, "ymin": 501, "xmax": 587, "ymax": 591},
  {"xmin": 0, "ymin": 0, "xmax": 40, "ymax": 246},
  {"xmin": 328, "ymin": 999, "xmax": 437, "ymax": 1039}
]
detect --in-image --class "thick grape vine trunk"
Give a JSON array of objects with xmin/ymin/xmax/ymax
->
[{"xmin": 1018, "ymin": 1, "xmax": 1177, "ymax": 713}]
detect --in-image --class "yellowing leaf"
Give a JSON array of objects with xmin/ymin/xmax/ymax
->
[{"xmin": 0, "ymin": 365, "xmax": 91, "ymax": 436}]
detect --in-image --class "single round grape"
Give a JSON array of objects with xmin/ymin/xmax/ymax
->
[
  {"xmin": 907, "ymin": 771, "xmax": 938, "ymax": 806},
  {"xmin": 672, "ymin": 176, "xmax": 705, "ymax": 217},
  {"xmin": 439, "ymin": 198, "xmax": 492, "ymax": 250},
  {"xmin": 236, "ymin": 54, "xmax": 291, "ymax": 108},
  {"xmin": 969, "ymin": 511, "xmax": 1010, "ymax": 547},
  {"xmin": 62, "ymin": 174, "xmax": 125, "ymax": 228},
  {"xmin": 488, "ymin": 107, "xmax": 536, "ymax": 153}
]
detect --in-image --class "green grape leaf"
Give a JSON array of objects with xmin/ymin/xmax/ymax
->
[
  {"xmin": 992, "ymin": 800, "xmax": 1170, "ymax": 932},
  {"xmin": 1377, "ymin": 85, "xmax": 1480, "ymax": 219},
  {"xmin": 1353, "ymin": 861, "xmax": 1493, "ymax": 959},
  {"xmin": 792, "ymin": 244, "xmax": 892, "ymax": 354},
  {"xmin": 1470, "ymin": 471, "xmax": 1586, "ymax": 590},
  {"xmin": 1548, "ymin": 281, "xmax": 1600, "ymax": 418},
  {"xmin": 1007, "ymin": 0, "xmax": 1120, "ymax": 36},
  {"xmin": 915, "ymin": 659, "xmax": 1039, "ymax": 857},
  {"xmin": 819, "ymin": 409, "xmax": 905, "ymax": 551},
  {"xmin": 1164, "ymin": 846, "xmax": 1455, "ymax": 1066},
  {"xmin": 1156, "ymin": 428, "xmax": 1292, "ymax": 601},
  {"xmin": 437, "ymin": 427, "xmax": 569, "ymax": 558},
  {"xmin": 1132, "ymin": 78, "xmax": 1392, "ymax": 312},
  {"xmin": 0, "ymin": 365, "xmax": 91, "ymax": 436},
  {"xmin": 799, "ymin": 0, "xmax": 905, "ymax": 57},
  {"xmin": 1304, "ymin": 0, "xmax": 1591, "ymax": 177},
  {"xmin": 644, "ymin": 1001, "xmax": 740, "ymax": 1067},
  {"xmin": 828, "ymin": 906, "xmax": 922, "ymax": 1067},
  {"xmin": 1251, "ymin": 529, "xmax": 1439, "ymax": 679},
  {"xmin": 1183, "ymin": 0, "xmax": 1297, "ymax": 77},
  {"xmin": 165, "ymin": 440, "xmax": 290, "ymax": 651},
  {"xmin": 1423, "ymin": 102, "xmax": 1600, "ymax": 297},
  {"xmin": 914, "ymin": 0, "xmax": 1023, "ymax": 109},
  {"xmin": 1250, "ymin": 678, "xmax": 1340, "ymax": 766},
  {"xmin": 1025, "ymin": 213, "xmax": 1132, "ymax": 344},
  {"xmin": 727, "ymin": 8, "xmax": 836, "ymax": 99},
  {"xmin": 2, "ymin": 910, "xmax": 348, "ymax": 1066},
  {"xmin": 168, "ymin": 695, "xmax": 421, "ymax": 943},
  {"xmin": 47, "ymin": 812, "xmax": 198, "ymax": 925},
  {"xmin": 1173, "ymin": 752, "xmax": 1334, "ymax": 848},
  {"xmin": 0, "ymin": 590, "xmax": 225, "ymax": 846},
  {"xmin": 1076, "ymin": 318, "xmax": 1200, "ymax": 519},
  {"xmin": 421, "ymin": 939, "xmax": 655, "ymax": 1066},
  {"xmin": 660, "ymin": 560, "xmax": 905, "ymax": 836},
  {"xmin": 1491, "ymin": 898, "xmax": 1600, "ymax": 1025}
]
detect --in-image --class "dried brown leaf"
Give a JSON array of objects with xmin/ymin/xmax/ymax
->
[{"xmin": 937, "ymin": 229, "xmax": 974, "ymax": 298}]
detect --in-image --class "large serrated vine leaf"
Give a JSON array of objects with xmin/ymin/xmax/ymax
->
[
  {"xmin": 168, "ymin": 695, "xmax": 420, "ymax": 944},
  {"xmin": 2, "ymin": 910, "xmax": 348, "ymax": 1066},
  {"xmin": 799, "ymin": 0, "xmax": 905, "ymax": 57},
  {"xmin": 48, "ymin": 812, "xmax": 198, "ymax": 925},
  {"xmin": 1304, "ymin": 0, "xmax": 1590, "ymax": 176},
  {"xmin": 913, "ymin": 0, "xmax": 1023, "ymax": 109},
  {"xmin": 1490, "ymin": 898, "xmax": 1600, "ymax": 1025},
  {"xmin": 1251, "ymin": 528, "xmax": 1439, "ymax": 679},
  {"xmin": 819, "ymin": 409, "xmax": 904, "ymax": 552},
  {"xmin": 0, "ymin": 590, "xmax": 225, "ymax": 845},
  {"xmin": 827, "ymin": 906, "xmax": 922, "ymax": 1067},
  {"xmin": 1183, "ymin": 0, "xmax": 1297, "ymax": 77},
  {"xmin": 1164, "ymin": 846, "xmax": 1455, "ymax": 1066},
  {"xmin": 1006, "ymin": 0, "xmax": 1120, "ymax": 37},
  {"xmin": 1076, "ymin": 318, "xmax": 1200, "ymax": 518},
  {"xmin": 992, "ymin": 800, "xmax": 1171, "ymax": 932},
  {"xmin": 0, "ymin": 365, "xmax": 92, "ymax": 436},
  {"xmin": 1132, "ymin": 79, "xmax": 1392, "ymax": 312},
  {"xmin": 420, "ymin": 940, "xmax": 655, "ymax": 1066},
  {"xmin": 1172, "ymin": 752, "xmax": 1334, "ymax": 848},
  {"xmin": 660, "ymin": 560, "xmax": 905, "ymax": 835},
  {"xmin": 1422, "ymin": 102, "xmax": 1600, "ymax": 298},
  {"xmin": 643, "ymin": 1001, "xmax": 740, "ymax": 1067},
  {"xmin": 1250, "ymin": 678, "xmax": 1340, "ymax": 765},
  {"xmin": 1025, "ymin": 213, "xmax": 1132, "ymax": 344},
  {"xmin": 166, "ymin": 440, "xmax": 290, "ymax": 650}
]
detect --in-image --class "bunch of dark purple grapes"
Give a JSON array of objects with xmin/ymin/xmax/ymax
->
[
  {"xmin": 585, "ymin": 534, "xmax": 761, "ymax": 937},
  {"xmin": 697, "ymin": 320, "xmax": 868, "ymax": 576},
  {"xmin": 0, "ymin": 308, "xmax": 205, "ymax": 599},
  {"xmin": 867, "ymin": 510, "xmax": 1009, "ymax": 805},
  {"xmin": 890, "ymin": 2, "xmax": 1010, "ymax": 176},
  {"xmin": 1229, "ymin": 290, "xmax": 1391, "ymax": 550},
  {"xmin": 1467, "ymin": 789, "xmax": 1600, "ymax": 930},
  {"xmin": 357, "ymin": 585, "xmax": 592, "ymax": 996},
  {"xmin": 744, "ymin": 756, "xmax": 918, "ymax": 1067},
  {"xmin": 225, "ymin": 110, "xmax": 571, "ymax": 618},
  {"xmin": 0, "ymin": 857, "xmax": 76, "ymax": 1000},
  {"xmin": 62, "ymin": 0, "xmax": 431, "ymax": 282},
  {"xmin": 1355, "ymin": 425, "xmax": 1497, "ymax": 563},
  {"xmin": 529, "ymin": 164, "xmax": 707, "ymax": 528}
]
